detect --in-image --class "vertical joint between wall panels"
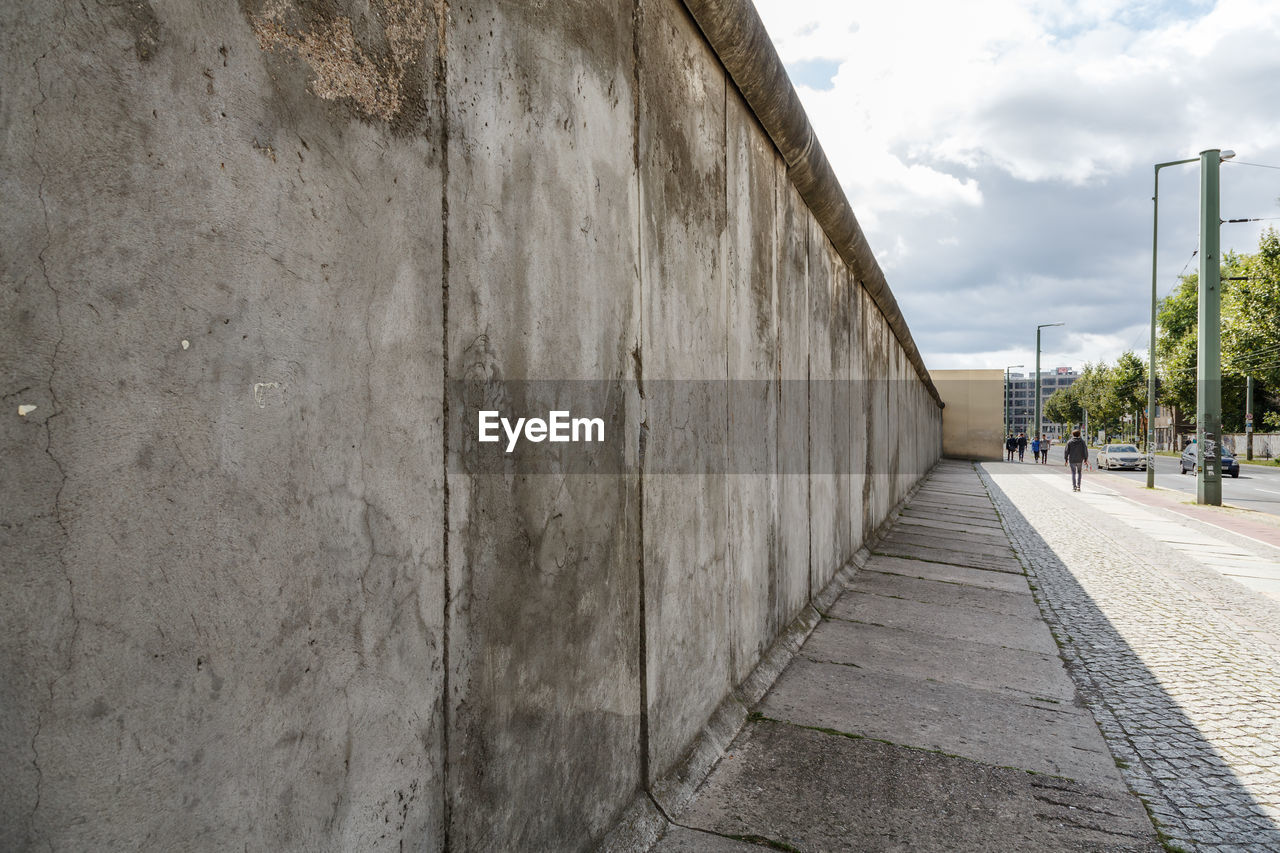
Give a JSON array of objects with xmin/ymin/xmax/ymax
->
[
  {"xmin": 805, "ymin": 219, "xmax": 812, "ymax": 605},
  {"xmin": 631, "ymin": 0, "xmax": 651, "ymax": 792},
  {"xmin": 436, "ymin": 2, "xmax": 452, "ymax": 848},
  {"xmin": 722, "ymin": 60, "xmax": 734, "ymax": 680}
]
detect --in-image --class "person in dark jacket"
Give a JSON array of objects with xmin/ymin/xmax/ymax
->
[
  {"xmin": 1064, "ymin": 429, "xmax": 1090, "ymax": 491},
  {"xmin": 1017, "ymin": 432, "xmax": 1028, "ymax": 462},
  {"xmin": 1006, "ymin": 434, "xmax": 1017, "ymax": 461}
]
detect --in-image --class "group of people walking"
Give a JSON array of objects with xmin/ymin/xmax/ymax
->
[
  {"xmin": 1005, "ymin": 432, "xmax": 1052, "ymax": 464},
  {"xmin": 1004, "ymin": 429, "xmax": 1093, "ymax": 492}
]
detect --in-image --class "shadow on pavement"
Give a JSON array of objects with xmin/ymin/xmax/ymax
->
[{"xmin": 983, "ymin": 466, "xmax": 1280, "ymax": 851}]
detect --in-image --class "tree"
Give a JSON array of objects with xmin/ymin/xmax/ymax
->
[
  {"xmin": 1157, "ymin": 227, "xmax": 1280, "ymax": 430},
  {"xmin": 1222, "ymin": 228, "xmax": 1280, "ymax": 391},
  {"xmin": 1156, "ymin": 274, "xmax": 1198, "ymax": 417},
  {"xmin": 1111, "ymin": 351, "xmax": 1148, "ymax": 416},
  {"xmin": 1043, "ymin": 384, "xmax": 1082, "ymax": 427},
  {"xmin": 1071, "ymin": 362, "xmax": 1125, "ymax": 435}
]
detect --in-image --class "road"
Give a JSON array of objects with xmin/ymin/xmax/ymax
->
[{"xmin": 1091, "ymin": 451, "xmax": 1280, "ymax": 516}]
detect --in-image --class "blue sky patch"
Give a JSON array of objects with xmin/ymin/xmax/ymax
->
[{"xmin": 785, "ymin": 57, "xmax": 841, "ymax": 91}]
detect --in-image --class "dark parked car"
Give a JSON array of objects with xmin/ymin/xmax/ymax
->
[{"xmin": 1179, "ymin": 441, "xmax": 1240, "ymax": 478}]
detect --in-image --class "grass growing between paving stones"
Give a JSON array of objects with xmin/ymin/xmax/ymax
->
[{"xmin": 1138, "ymin": 804, "xmax": 1191, "ymax": 853}]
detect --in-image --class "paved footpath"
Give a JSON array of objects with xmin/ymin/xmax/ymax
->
[
  {"xmin": 983, "ymin": 460, "xmax": 1280, "ymax": 852},
  {"xmin": 652, "ymin": 460, "xmax": 1160, "ymax": 852}
]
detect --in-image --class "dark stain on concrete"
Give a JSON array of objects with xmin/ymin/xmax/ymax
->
[
  {"xmin": 241, "ymin": 0, "xmax": 436, "ymax": 133},
  {"xmin": 101, "ymin": 0, "xmax": 162, "ymax": 62}
]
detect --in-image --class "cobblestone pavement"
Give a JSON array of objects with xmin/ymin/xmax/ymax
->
[{"xmin": 981, "ymin": 462, "xmax": 1280, "ymax": 852}]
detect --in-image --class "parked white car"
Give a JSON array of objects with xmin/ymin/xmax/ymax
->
[{"xmin": 1097, "ymin": 443, "xmax": 1147, "ymax": 470}]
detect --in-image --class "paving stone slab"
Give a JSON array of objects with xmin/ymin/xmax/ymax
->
[
  {"xmin": 829, "ymin": 590, "xmax": 1058, "ymax": 654},
  {"xmin": 907, "ymin": 498, "xmax": 1001, "ymax": 518},
  {"xmin": 894, "ymin": 516, "xmax": 1011, "ymax": 543},
  {"xmin": 880, "ymin": 528, "xmax": 1017, "ymax": 560},
  {"xmin": 850, "ymin": 571, "xmax": 1038, "ymax": 619},
  {"xmin": 914, "ymin": 487, "xmax": 986, "ymax": 498},
  {"xmin": 873, "ymin": 541, "xmax": 1024, "ymax": 573},
  {"xmin": 758, "ymin": 658, "xmax": 1124, "ymax": 787},
  {"xmin": 801, "ymin": 618, "xmax": 1076, "ymax": 701},
  {"xmin": 676, "ymin": 721, "xmax": 1159, "ymax": 853},
  {"xmin": 919, "ymin": 485, "xmax": 989, "ymax": 497},
  {"xmin": 916, "ymin": 484, "xmax": 993, "ymax": 504},
  {"xmin": 900, "ymin": 505, "xmax": 1004, "ymax": 527},
  {"xmin": 863, "ymin": 555, "xmax": 1030, "ymax": 594},
  {"xmin": 896, "ymin": 515, "xmax": 1007, "ymax": 538}
]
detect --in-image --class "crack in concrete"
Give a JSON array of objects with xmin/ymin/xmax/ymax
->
[
  {"xmin": 434, "ymin": 2, "xmax": 452, "ymax": 847},
  {"xmin": 28, "ymin": 27, "xmax": 77, "ymax": 840}
]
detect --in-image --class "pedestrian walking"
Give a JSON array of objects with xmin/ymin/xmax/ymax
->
[
  {"xmin": 1031, "ymin": 436, "xmax": 1040, "ymax": 461},
  {"xmin": 1017, "ymin": 432, "xmax": 1028, "ymax": 462},
  {"xmin": 1006, "ymin": 434, "xmax": 1017, "ymax": 461},
  {"xmin": 1064, "ymin": 429, "xmax": 1090, "ymax": 491},
  {"xmin": 1039, "ymin": 434, "xmax": 1051, "ymax": 464}
]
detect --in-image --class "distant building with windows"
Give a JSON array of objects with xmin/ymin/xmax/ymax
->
[{"xmin": 1004, "ymin": 367, "xmax": 1079, "ymax": 440}]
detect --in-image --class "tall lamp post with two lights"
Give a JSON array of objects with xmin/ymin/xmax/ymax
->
[
  {"xmin": 1035, "ymin": 324, "xmax": 1063, "ymax": 445},
  {"xmin": 1147, "ymin": 149, "xmax": 1234, "ymax": 500}
]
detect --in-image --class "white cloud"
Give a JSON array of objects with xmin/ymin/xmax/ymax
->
[{"xmin": 751, "ymin": 0, "xmax": 1280, "ymax": 368}]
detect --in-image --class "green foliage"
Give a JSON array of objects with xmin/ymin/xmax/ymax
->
[
  {"xmin": 1043, "ymin": 385, "xmax": 1082, "ymax": 426},
  {"xmin": 1112, "ymin": 350, "xmax": 1148, "ymax": 414},
  {"xmin": 1156, "ymin": 227, "xmax": 1280, "ymax": 428},
  {"xmin": 1156, "ymin": 274, "xmax": 1198, "ymax": 415},
  {"xmin": 1064, "ymin": 354, "xmax": 1148, "ymax": 438},
  {"xmin": 1222, "ymin": 229, "xmax": 1280, "ymax": 390}
]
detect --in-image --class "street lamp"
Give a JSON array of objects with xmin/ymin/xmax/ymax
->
[
  {"xmin": 1147, "ymin": 150, "xmax": 1233, "ymax": 498},
  {"xmin": 1148, "ymin": 156, "xmax": 1201, "ymax": 487},
  {"xmin": 1004, "ymin": 364, "xmax": 1024, "ymax": 443},
  {"xmin": 1035, "ymin": 324, "xmax": 1063, "ymax": 446}
]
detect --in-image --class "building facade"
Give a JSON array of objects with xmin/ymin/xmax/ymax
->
[
  {"xmin": 1005, "ymin": 367, "xmax": 1079, "ymax": 441},
  {"xmin": 931, "ymin": 369, "xmax": 1004, "ymax": 460}
]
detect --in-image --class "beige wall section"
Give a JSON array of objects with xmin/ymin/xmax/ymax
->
[{"xmin": 931, "ymin": 369, "xmax": 1004, "ymax": 461}]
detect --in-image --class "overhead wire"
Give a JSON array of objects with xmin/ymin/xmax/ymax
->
[
  {"xmin": 1148, "ymin": 160, "xmax": 1279, "ymax": 387},
  {"xmin": 1224, "ymin": 160, "xmax": 1280, "ymax": 171}
]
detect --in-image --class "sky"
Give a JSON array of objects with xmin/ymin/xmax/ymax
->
[{"xmin": 750, "ymin": 0, "xmax": 1280, "ymax": 374}]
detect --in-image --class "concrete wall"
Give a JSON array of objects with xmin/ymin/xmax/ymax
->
[
  {"xmin": 1223, "ymin": 433, "xmax": 1280, "ymax": 459},
  {"xmin": 1, "ymin": 1, "xmax": 942, "ymax": 850},
  {"xmin": 932, "ymin": 369, "xmax": 1004, "ymax": 461}
]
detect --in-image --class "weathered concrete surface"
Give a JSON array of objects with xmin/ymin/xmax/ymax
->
[
  {"xmin": 801, "ymin": 619, "xmax": 1075, "ymax": 700},
  {"xmin": 828, "ymin": 592, "xmax": 1058, "ymax": 654},
  {"xmin": 3, "ymin": 2, "xmax": 446, "ymax": 850},
  {"xmin": 638, "ymin": 0, "xmax": 733, "ymax": 785},
  {"xmin": 2, "ymin": 0, "xmax": 943, "ymax": 849},
  {"xmin": 667, "ymin": 722, "xmax": 1160, "ymax": 853},
  {"xmin": 443, "ymin": 1, "xmax": 643, "ymax": 847},
  {"xmin": 873, "ymin": 540, "xmax": 1024, "ymax": 574},
  {"xmin": 758, "ymin": 657, "xmax": 1117, "ymax": 784},
  {"xmin": 659, "ymin": 460, "xmax": 1159, "ymax": 851},
  {"xmin": 865, "ymin": 553, "xmax": 1031, "ymax": 592},
  {"xmin": 775, "ymin": 181, "xmax": 812, "ymax": 641}
]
